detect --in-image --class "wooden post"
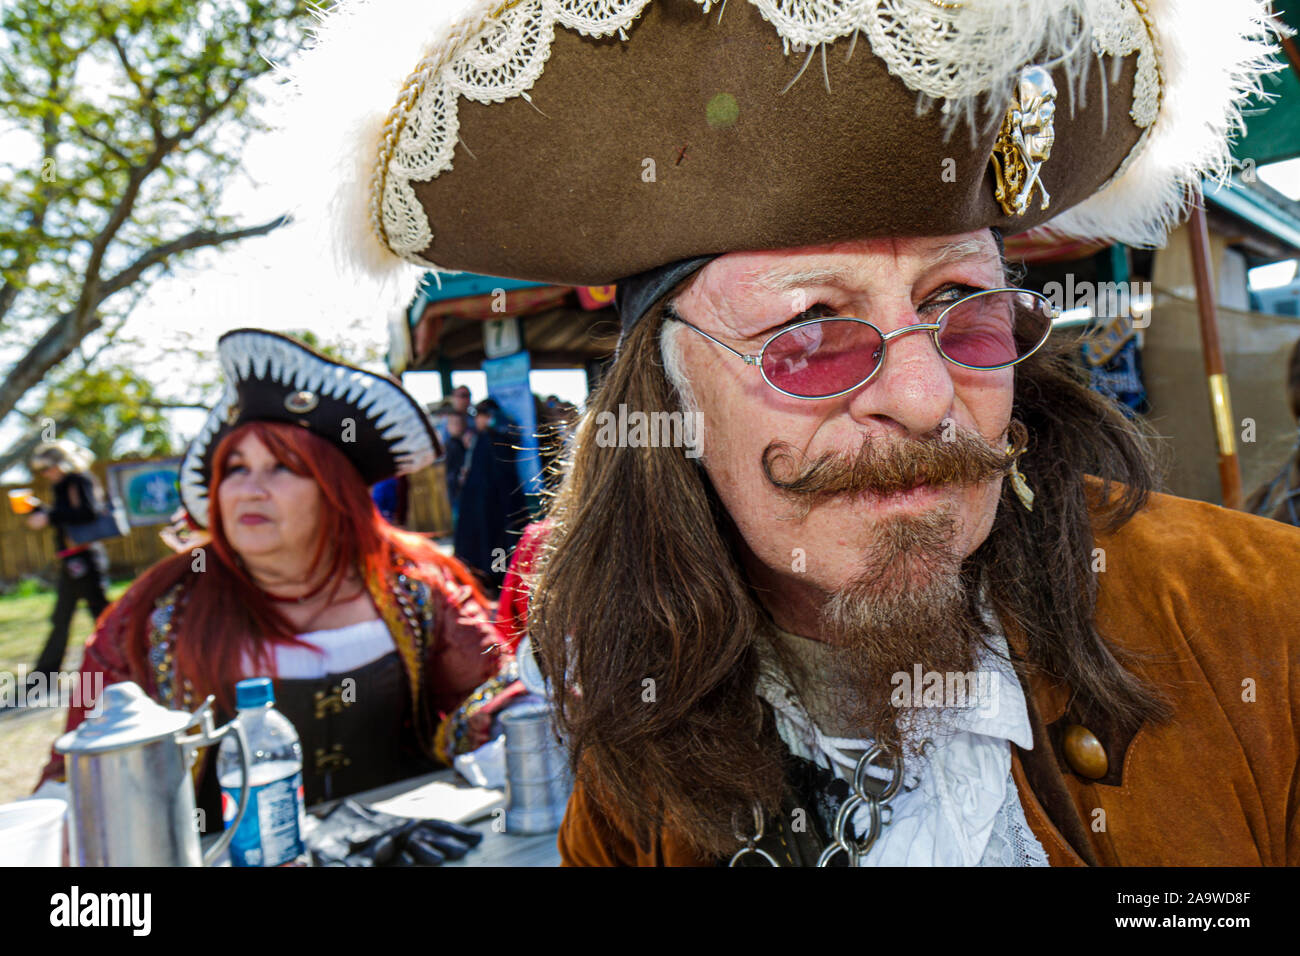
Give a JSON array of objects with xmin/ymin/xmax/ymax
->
[
  {"xmin": 438, "ymin": 356, "xmax": 455, "ymax": 396},
  {"xmin": 1186, "ymin": 184, "xmax": 1243, "ymax": 509}
]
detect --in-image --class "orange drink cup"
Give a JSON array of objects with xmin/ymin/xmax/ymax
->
[{"xmin": 8, "ymin": 489, "xmax": 38, "ymax": 515}]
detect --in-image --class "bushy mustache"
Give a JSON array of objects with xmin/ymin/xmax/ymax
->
[{"xmin": 761, "ymin": 421, "xmax": 1024, "ymax": 507}]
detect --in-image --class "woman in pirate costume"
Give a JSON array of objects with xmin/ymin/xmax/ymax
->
[{"xmin": 38, "ymin": 330, "xmax": 518, "ymax": 820}]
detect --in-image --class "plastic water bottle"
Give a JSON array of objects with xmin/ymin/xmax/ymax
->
[{"xmin": 217, "ymin": 677, "xmax": 306, "ymax": 867}]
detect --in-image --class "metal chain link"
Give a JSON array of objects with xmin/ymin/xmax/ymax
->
[
  {"xmin": 728, "ymin": 802, "xmax": 780, "ymax": 867},
  {"xmin": 816, "ymin": 744, "xmax": 904, "ymax": 867}
]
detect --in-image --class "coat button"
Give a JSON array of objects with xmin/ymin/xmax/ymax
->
[{"xmin": 1063, "ymin": 724, "xmax": 1109, "ymax": 779}]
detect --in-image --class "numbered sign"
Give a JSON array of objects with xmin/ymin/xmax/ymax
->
[{"xmin": 483, "ymin": 317, "xmax": 522, "ymax": 358}]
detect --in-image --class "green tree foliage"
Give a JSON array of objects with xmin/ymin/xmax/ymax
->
[
  {"xmin": 282, "ymin": 328, "xmax": 385, "ymax": 365},
  {"xmin": 39, "ymin": 363, "xmax": 196, "ymax": 460},
  {"xmin": 0, "ymin": 0, "xmax": 318, "ymax": 473}
]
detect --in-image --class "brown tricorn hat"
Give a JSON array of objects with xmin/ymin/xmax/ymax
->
[{"xmin": 282, "ymin": 0, "xmax": 1282, "ymax": 289}]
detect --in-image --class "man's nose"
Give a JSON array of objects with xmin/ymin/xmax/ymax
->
[{"xmin": 844, "ymin": 318, "xmax": 955, "ymax": 435}]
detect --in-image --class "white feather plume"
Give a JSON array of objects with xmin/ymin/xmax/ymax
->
[
  {"xmin": 265, "ymin": 0, "xmax": 496, "ymax": 287},
  {"xmin": 1044, "ymin": 0, "xmax": 1286, "ymax": 247}
]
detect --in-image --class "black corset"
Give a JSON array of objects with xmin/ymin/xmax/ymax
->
[{"xmin": 197, "ymin": 651, "xmax": 437, "ymax": 830}]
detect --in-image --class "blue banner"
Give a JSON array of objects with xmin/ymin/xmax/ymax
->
[{"xmin": 482, "ymin": 351, "xmax": 543, "ymax": 496}]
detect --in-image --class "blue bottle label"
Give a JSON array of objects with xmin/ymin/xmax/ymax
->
[{"xmin": 221, "ymin": 769, "xmax": 304, "ymax": 867}]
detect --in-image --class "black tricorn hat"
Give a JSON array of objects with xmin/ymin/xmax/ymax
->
[{"xmin": 179, "ymin": 329, "xmax": 441, "ymax": 527}]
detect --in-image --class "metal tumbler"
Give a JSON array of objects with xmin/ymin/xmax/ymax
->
[{"xmin": 501, "ymin": 700, "xmax": 570, "ymax": 834}]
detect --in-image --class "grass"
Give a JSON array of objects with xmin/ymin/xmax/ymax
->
[
  {"xmin": 0, "ymin": 579, "xmax": 131, "ymax": 672},
  {"xmin": 0, "ymin": 579, "xmax": 132, "ymax": 806}
]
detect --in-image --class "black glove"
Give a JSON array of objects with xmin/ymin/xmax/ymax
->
[{"xmin": 306, "ymin": 799, "xmax": 483, "ymax": 867}]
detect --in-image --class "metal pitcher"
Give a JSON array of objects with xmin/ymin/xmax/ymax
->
[{"xmin": 55, "ymin": 680, "xmax": 251, "ymax": 866}]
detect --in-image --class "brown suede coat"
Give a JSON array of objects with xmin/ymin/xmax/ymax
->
[{"xmin": 557, "ymin": 490, "xmax": 1300, "ymax": 866}]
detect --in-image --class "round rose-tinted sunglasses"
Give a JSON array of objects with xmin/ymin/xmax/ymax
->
[{"xmin": 671, "ymin": 288, "xmax": 1057, "ymax": 400}]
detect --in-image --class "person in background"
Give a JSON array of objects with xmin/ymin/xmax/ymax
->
[
  {"xmin": 1245, "ymin": 337, "xmax": 1300, "ymax": 526},
  {"xmin": 536, "ymin": 394, "xmax": 578, "ymax": 495},
  {"xmin": 494, "ymin": 518, "xmax": 551, "ymax": 656},
  {"xmin": 370, "ymin": 473, "xmax": 410, "ymax": 526},
  {"xmin": 453, "ymin": 397, "xmax": 529, "ymax": 594},
  {"xmin": 37, "ymin": 330, "xmax": 513, "ymax": 818},
  {"xmin": 450, "ymin": 385, "xmax": 472, "ymax": 417},
  {"xmin": 23, "ymin": 440, "xmax": 111, "ymax": 683},
  {"xmin": 369, "ymin": 370, "xmax": 414, "ymax": 527},
  {"xmin": 433, "ymin": 385, "xmax": 473, "ymax": 451},
  {"xmin": 443, "ymin": 409, "xmax": 470, "ymax": 526}
]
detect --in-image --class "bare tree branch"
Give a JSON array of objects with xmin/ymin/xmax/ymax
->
[
  {"xmin": 78, "ymin": 288, "xmax": 146, "ymax": 366},
  {"xmin": 0, "ymin": 214, "xmax": 289, "ymax": 424},
  {"xmin": 144, "ymin": 401, "xmax": 211, "ymax": 411},
  {"xmin": 68, "ymin": 120, "xmax": 131, "ymax": 165},
  {"xmin": 78, "ymin": 154, "xmax": 167, "ymax": 311},
  {"xmin": 102, "ymin": 26, "xmax": 160, "ymax": 139},
  {"xmin": 98, "ymin": 214, "xmax": 289, "ymax": 299},
  {"xmin": 0, "ymin": 429, "xmax": 48, "ymax": 478}
]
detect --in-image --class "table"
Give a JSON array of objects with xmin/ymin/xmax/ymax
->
[
  {"xmin": 333, "ymin": 768, "xmax": 562, "ymax": 868},
  {"xmin": 206, "ymin": 767, "xmax": 563, "ymax": 866}
]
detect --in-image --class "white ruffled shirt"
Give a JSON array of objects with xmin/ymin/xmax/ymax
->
[{"xmin": 757, "ymin": 628, "xmax": 1049, "ymax": 867}]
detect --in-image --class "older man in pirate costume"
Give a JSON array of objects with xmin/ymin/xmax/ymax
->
[
  {"xmin": 287, "ymin": 0, "xmax": 1299, "ymax": 865},
  {"xmin": 38, "ymin": 330, "xmax": 519, "ymax": 822}
]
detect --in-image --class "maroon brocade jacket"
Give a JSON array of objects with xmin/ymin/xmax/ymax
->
[{"xmin": 37, "ymin": 545, "xmax": 508, "ymax": 790}]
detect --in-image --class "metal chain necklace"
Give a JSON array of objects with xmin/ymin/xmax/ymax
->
[
  {"xmin": 729, "ymin": 743, "xmax": 906, "ymax": 867},
  {"xmin": 728, "ymin": 804, "xmax": 781, "ymax": 867}
]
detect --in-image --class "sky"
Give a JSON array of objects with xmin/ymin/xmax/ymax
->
[
  {"xmin": 1247, "ymin": 157, "xmax": 1300, "ymax": 289},
  {"xmin": 1257, "ymin": 156, "xmax": 1300, "ymax": 200}
]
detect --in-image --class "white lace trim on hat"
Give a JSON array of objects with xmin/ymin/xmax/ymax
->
[{"xmin": 374, "ymin": 0, "xmax": 1161, "ymax": 264}]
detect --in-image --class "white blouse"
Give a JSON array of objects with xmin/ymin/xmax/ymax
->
[{"xmin": 243, "ymin": 619, "xmax": 397, "ymax": 680}]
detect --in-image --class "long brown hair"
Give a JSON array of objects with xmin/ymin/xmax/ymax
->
[
  {"xmin": 530, "ymin": 296, "xmax": 1170, "ymax": 859},
  {"xmin": 118, "ymin": 421, "xmax": 487, "ymax": 712}
]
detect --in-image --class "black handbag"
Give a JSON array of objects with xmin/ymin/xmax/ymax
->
[{"xmin": 64, "ymin": 502, "xmax": 129, "ymax": 546}]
